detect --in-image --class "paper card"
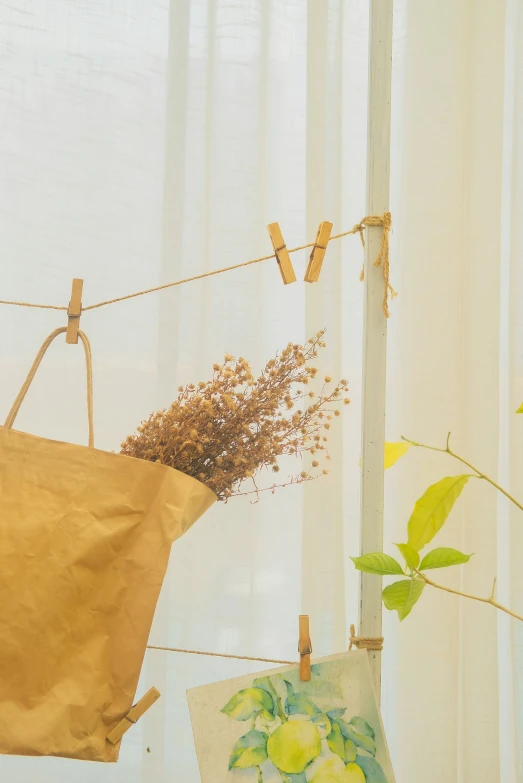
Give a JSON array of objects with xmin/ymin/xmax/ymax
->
[{"xmin": 188, "ymin": 650, "xmax": 395, "ymax": 783}]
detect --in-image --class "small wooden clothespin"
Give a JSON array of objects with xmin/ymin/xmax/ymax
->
[
  {"xmin": 267, "ymin": 223, "xmax": 297, "ymax": 285},
  {"xmin": 304, "ymin": 221, "xmax": 333, "ymax": 283},
  {"xmin": 298, "ymin": 614, "xmax": 312, "ymax": 682},
  {"xmin": 107, "ymin": 687, "xmax": 161, "ymax": 745},
  {"xmin": 66, "ymin": 278, "xmax": 84, "ymax": 344}
]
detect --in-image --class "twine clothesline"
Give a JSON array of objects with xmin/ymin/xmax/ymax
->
[
  {"xmin": 146, "ymin": 626, "xmax": 383, "ymax": 665},
  {"xmin": 0, "ymin": 213, "xmax": 395, "ymax": 318}
]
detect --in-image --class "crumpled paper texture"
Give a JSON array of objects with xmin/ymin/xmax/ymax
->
[{"xmin": 0, "ymin": 426, "xmax": 215, "ymax": 762}]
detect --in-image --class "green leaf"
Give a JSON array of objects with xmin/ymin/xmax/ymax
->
[
  {"xmin": 253, "ymin": 676, "xmax": 279, "ymax": 700},
  {"xmin": 285, "ymin": 690, "xmax": 320, "ymax": 718},
  {"xmin": 286, "ymin": 668, "xmax": 343, "ymax": 701},
  {"xmin": 349, "ymin": 717, "xmax": 376, "ymax": 740},
  {"xmin": 334, "ymin": 718, "xmax": 376, "ymax": 757},
  {"xmin": 355, "ymin": 755, "xmax": 388, "ymax": 783},
  {"xmin": 327, "ymin": 722, "xmax": 346, "ymax": 760},
  {"xmin": 516, "ymin": 402, "xmax": 523, "ymax": 413},
  {"xmin": 344, "ymin": 740, "xmax": 358, "ymax": 762},
  {"xmin": 311, "ymin": 712, "xmax": 332, "ymax": 738},
  {"xmin": 407, "ymin": 475, "xmax": 470, "ymax": 552},
  {"xmin": 382, "ymin": 578, "xmax": 425, "ymax": 621},
  {"xmin": 228, "ymin": 730, "xmax": 268, "ymax": 770},
  {"xmin": 384, "ymin": 441, "xmax": 411, "ymax": 469},
  {"xmin": 395, "ymin": 543, "xmax": 420, "ymax": 570},
  {"xmin": 350, "ymin": 553, "xmax": 404, "ymax": 576},
  {"xmin": 221, "ymin": 688, "xmax": 275, "ymax": 722},
  {"xmin": 326, "ymin": 708, "xmax": 347, "ymax": 720},
  {"xmin": 419, "ymin": 546, "xmax": 473, "ymax": 570}
]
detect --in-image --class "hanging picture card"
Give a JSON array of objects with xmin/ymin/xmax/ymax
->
[{"xmin": 187, "ymin": 650, "xmax": 395, "ymax": 783}]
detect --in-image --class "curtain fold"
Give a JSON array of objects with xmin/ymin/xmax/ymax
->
[{"xmin": 0, "ymin": 1, "xmax": 521, "ymax": 781}]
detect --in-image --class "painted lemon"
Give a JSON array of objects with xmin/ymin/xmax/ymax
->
[
  {"xmin": 309, "ymin": 756, "xmax": 346, "ymax": 782},
  {"xmin": 267, "ymin": 719, "xmax": 321, "ymax": 774},
  {"xmin": 343, "ymin": 762, "xmax": 366, "ymax": 782},
  {"xmin": 310, "ymin": 757, "xmax": 366, "ymax": 783}
]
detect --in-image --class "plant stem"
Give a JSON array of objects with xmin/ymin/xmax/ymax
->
[
  {"xmin": 266, "ymin": 677, "xmax": 287, "ymax": 723},
  {"xmin": 414, "ymin": 570, "xmax": 523, "ymax": 622},
  {"xmin": 257, "ymin": 766, "xmax": 263, "ymax": 783},
  {"xmin": 402, "ymin": 433, "xmax": 523, "ymax": 513}
]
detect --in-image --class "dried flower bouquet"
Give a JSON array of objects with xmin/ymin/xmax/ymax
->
[{"xmin": 120, "ymin": 330, "xmax": 349, "ymax": 501}]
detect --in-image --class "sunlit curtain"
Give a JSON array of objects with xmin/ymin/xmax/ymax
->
[{"xmin": 0, "ymin": 1, "xmax": 521, "ymax": 782}]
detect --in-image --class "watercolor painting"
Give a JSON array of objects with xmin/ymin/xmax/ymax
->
[{"xmin": 187, "ymin": 650, "xmax": 395, "ymax": 783}]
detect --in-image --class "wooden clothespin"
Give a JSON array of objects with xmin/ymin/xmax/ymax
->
[
  {"xmin": 304, "ymin": 221, "xmax": 333, "ymax": 283},
  {"xmin": 107, "ymin": 687, "xmax": 161, "ymax": 745},
  {"xmin": 267, "ymin": 223, "xmax": 297, "ymax": 285},
  {"xmin": 298, "ymin": 615, "xmax": 312, "ymax": 681},
  {"xmin": 66, "ymin": 278, "xmax": 83, "ymax": 344}
]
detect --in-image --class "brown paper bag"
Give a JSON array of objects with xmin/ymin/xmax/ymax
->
[{"xmin": 0, "ymin": 328, "xmax": 216, "ymax": 762}]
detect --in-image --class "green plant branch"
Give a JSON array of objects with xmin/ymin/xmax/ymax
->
[
  {"xmin": 414, "ymin": 570, "xmax": 523, "ymax": 622},
  {"xmin": 257, "ymin": 766, "xmax": 263, "ymax": 783},
  {"xmin": 402, "ymin": 432, "xmax": 523, "ymax": 513}
]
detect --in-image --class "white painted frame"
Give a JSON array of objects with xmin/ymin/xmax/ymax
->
[{"xmin": 359, "ymin": 0, "xmax": 394, "ymax": 699}]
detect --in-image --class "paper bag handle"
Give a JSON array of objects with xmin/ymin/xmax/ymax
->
[{"xmin": 4, "ymin": 327, "xmax": 94, "ymax": 448}]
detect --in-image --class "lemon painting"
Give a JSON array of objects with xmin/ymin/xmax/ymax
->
[{"xmin": 187, "ymin": 650, "xmax": 395, "ymax": 783}]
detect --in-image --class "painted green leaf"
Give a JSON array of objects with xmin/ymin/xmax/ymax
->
[
  {"xmin": 285, "ymin": 690, "xmax": 320, "ymax": 718},
  {"xmin": 228, "ymin": 730, "xmax": 268, "ymax": 770},
  {"xmin": 407, "ymin": 475, "xmax": 470, "ymax": 552},
  {"xmin": 384, "ymin": 441, "xmax": 410, "ymax": 469},
  {"xmin": 419, "ymin": 546, "xmax": 473, "ymax": 570},
  {"xmin": 355, "ymin": 755, "xmax": 388, "ymax": 783},
  {"xmin": 327, "ymin": 721, "xmax": 346, "ymax": 760},
  {"xmin": 335, "ymin": 718, "xmax": 376, "ymax": 757},
  {"xmin": 350, "ymin": 553, "xmax": 404, "ymax": 576},
  {"xmin": 345, "ymin": 739, "xmax": 358, "ymax": 763},
  {"xmin": 253, "ymin": 676, "xmax": 281, "ymax": 704},
  {"xmin": 382, "ymin": 578, "xmax": 425, "ymax": 621},
  {"xmin": 312, "ymin": 712, "xmax": 332, "ymax": 738},
  {"xmin": 286, "ymin": 668, "xmax": 343, "ymax": 701},
  {"xmin": 516, "ymin": 402, "xmax": 523, "ymax": 413},
  {"xmin": 327, "ymin": 708, "xmax": 347, "ymax": 720},
  {"xmin": 395, "ymin": 543, "xmax": 420, "ymax": 570},
  {"xmin": 349, "ymin": 717, "xmax": 376, "ymax": 741},
  {"xmin": 221, "ymin": 688, "xmax": 275, "ymax": 721}
]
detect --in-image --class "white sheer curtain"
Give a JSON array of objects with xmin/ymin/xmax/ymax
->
[{"xmin": 0, "ymin": 1, "xmax": 521, "ymax": 782}]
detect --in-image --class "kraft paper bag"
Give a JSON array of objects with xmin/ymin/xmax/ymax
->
[{"xmin": 0, "ymin": 328, "xmax": 216, "ymax": 762}]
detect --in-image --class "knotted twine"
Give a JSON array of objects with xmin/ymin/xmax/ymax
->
[
  {"xmin": 354, "ymin": 211, "xmax": 396, "ymax": 317},
  {"xmin": 348, "ymin": 624, "xmax": 384, "ymax": 652}
]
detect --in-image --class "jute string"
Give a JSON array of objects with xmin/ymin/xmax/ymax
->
[
  {"xmin": 348, "ymin": 624, "xmax": 384, "ymax": 652},
  {"xmin": 147, "ymin": 645, "xmax": 294, "ymax": 666},
  {"xmin": 146, "ymin": 625, "xmax": 384, "ymax": 664},
  {"xmin": 0, "ymin": 213, "xmax": 395, "ymax": 318},
  {"xmin": 4, "ymin": 326, "xmax": 95, "ymax": 448}
]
